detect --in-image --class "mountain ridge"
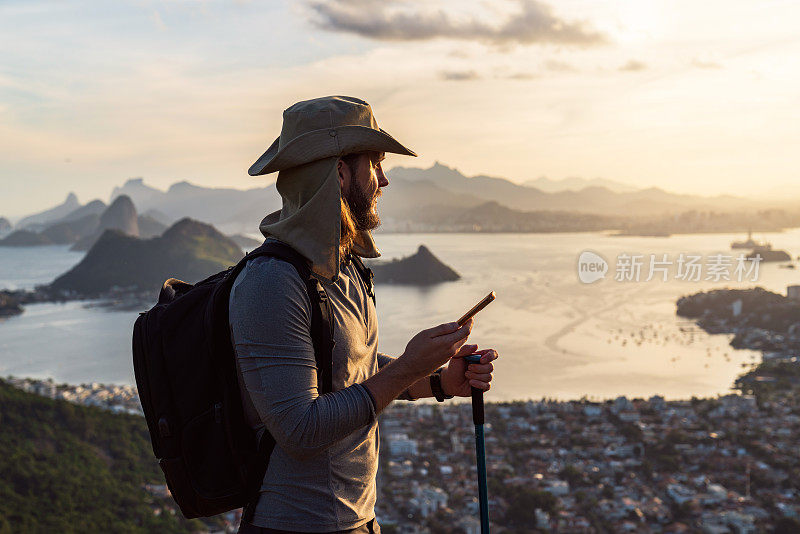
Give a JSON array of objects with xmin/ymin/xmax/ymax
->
[
  {"xmin": 50, "ymin": 218, "xmax": 243, "ymax": 296},
  {"xmin": 11, "ymin": 163, "xmax": 800, "ymax": 237}
]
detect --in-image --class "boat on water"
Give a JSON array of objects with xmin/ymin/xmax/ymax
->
[
  {"xmin": 746, "ymin": 245, "xmax": 792, "ymax": 262},
  {"xmin": 731, "ymin": 229, "xmax": 769, "ymax": 249}
]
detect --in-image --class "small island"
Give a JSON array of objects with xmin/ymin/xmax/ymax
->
[
  {"xmin": 0, "ymin": 293, "xmax": 23, "ymax": 317},
  {"xmin": 366, "ymin": 245, "xmax": 460, "ymax": 285}
]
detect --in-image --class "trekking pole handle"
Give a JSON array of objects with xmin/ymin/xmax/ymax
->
[{"xmin": 464, "ymin": 354, "xmax": 484, "ymax": 425}]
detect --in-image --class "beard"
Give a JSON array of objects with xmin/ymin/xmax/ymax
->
[{"xmin": 344, "ymin": 177, "xmax": 381, "ymax": 231}]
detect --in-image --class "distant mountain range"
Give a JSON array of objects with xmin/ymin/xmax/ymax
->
[
  {"xmin": 5, "ymin": 162, "xmax": 797, "ymax": 238},
  {"xmin": 386, "ymin": 163, "xmax": 768, "ymax": 217},
  {"xmin": 15, "ymin": 192, "xmax": 81, "ymax": 229},
  {"xmin": 523, "ymin": 176, "xmax": 638, "ymax": 193},
  {"xmin": 0, "ymin": 195, "xmax": 166, "ymax": 249},
  {"xmin": 0, "ymin": 192, "xmax": 268, "ymax": 257},
  {"xmin": 385, "ymin": 200, "xmax": 620, "ymax": 233},
  {"xmin": 109, "ymin": 177, "xmax": 281, "ymax": 235}
]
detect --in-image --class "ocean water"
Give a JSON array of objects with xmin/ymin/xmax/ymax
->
[
  {"xmin": 1, "ymin": 230, "xmax": 799, "ymax": 400},
  {"xmin": 0, "ymin": 245, "xmax": 84, "ymax": 291}
]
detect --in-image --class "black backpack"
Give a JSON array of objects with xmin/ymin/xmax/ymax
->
[{"xmin": 132, "ymin": 240, "xmax": 374, "ymax": 521}]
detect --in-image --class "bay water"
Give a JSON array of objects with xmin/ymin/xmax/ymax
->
[{"xmin": 2, "ymin": 231, "xmax": 798, "ymax": 400}]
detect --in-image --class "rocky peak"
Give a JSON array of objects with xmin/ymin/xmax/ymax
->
[{"xmin": 100, "ymin": 195, "xmax": 139, "ymax": 237}]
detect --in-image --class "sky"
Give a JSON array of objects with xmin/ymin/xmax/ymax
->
[{"xmin": 1, "ymin": 0, "xmax": 799, "ymax": 218}]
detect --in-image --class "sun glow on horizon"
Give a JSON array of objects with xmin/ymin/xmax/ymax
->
[{"xmin": 1, "ymin": 0, "xmax": 799, "ymax": 216}]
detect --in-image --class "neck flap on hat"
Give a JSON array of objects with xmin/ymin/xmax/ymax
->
[{"xmin": 258, "ymin": 157, "xmax": 381, "ymax": 282}]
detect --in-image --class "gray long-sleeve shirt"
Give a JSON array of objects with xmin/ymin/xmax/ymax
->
[{"xmin": 229, "ymin": 241, "xmax": 388, "ymax": 532}]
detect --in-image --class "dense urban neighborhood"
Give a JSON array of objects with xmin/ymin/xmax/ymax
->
[
  {"xmin": 7, "ymin": 376, "xmax": 142, "ymax": 416},
  {"xmin": 376, "ymin": 391, "xmax": 800, "ymax": 533},
  {"xmin": 8, "ymin": 373, "xmax": 800, "ymax": 533}
]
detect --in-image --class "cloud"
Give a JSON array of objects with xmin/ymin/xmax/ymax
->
[
  {"xmin": 505, "ymin": 72, "xmax": 537, "ymax": 80},
  {"xmin": 544, "ymin": 59, "xmax": 577, "ymax": 72},
  {"xmin": 439, "ymin": 70, "xmax": 480, "ymax": 81},
  {"xmin": 692, "ymin": 58, "xmax": 722, "ymax": 69},
  {"xmin": 447, "ymin": 49, "xmax": 471, "ymax": 59},
  {"xmin": 619, "ymin": 59, "xmax": 647, "ymax": 72},
  {"xmin": 307, "ymin": 0, "xmax": 607, "ymax": 48}
]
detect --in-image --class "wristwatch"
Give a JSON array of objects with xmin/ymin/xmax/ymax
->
[{"xmin": 430, "ymin": 368, "xmax": 454, "ymax": 402}]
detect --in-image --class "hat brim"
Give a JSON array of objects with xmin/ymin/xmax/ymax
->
[{"xmin": 249, "ymin": 126, "xmax": 416, "ymax": 176}]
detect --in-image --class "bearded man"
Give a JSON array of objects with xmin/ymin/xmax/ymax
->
[{"xmin": 229, "ymin": 96, "xmax": 498, "ymax": 534}]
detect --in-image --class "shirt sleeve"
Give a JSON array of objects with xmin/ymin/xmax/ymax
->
[
  {"xmin": 376, "ymin": 352, "xmax": 415, "ymax": 401},
  {"xmin": 229, "ymin": 257, "xmax": 377, "ymax": 461},
  {"xmin": 376, "ymin": 352, "xmax": 395, "ymax": 369}
]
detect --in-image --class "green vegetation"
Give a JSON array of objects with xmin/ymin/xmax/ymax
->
[
  {"xmin": 50, "ymin": 217, "xmax": 243, "ymax": 295},
  {"xmin": 0, "ymin": 379, "xmax": 204, "ymax": 533},
  {"xmin": 735, "ymin": 360, "xmax": 800, "ymax": 402},
  {"xmin": 489, "ymin": 481, "xmax": 557, "ymax": 531}
]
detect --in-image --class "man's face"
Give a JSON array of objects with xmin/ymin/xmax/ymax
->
[{"xmin": 344, "ymin": 151, "xmax": 387, "ymax": 231}]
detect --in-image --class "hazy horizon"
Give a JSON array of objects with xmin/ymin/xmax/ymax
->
[
  {"xmin": 2, "ymin": 0, "xmax": 799, "ymax": 217},
  {"xmin": 5, "ymin": 161, "xmax": 798, "ymax": 223}
]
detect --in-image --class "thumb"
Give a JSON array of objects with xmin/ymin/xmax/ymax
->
[
  {"xmin": 451, "ymin": 343, "xmax": 478, "ymax": 359},
  {"xmin": 430, "ymin": 321, "xmax": 459, "ymax": 338}
]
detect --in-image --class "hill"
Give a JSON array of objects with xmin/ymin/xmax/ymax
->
[
  {"xmin": 16, "ymin": 192, "xmax": 81, "ymax": 230},
  {"xmin": 0, "ymin": 293, "xmax": 23, "ymax": 317},
  {"xmin": 50, "ymin": 218, "xmax": 243, "ymax": 296},
  {"xmin": 57, "ymin": 199, "xmax": 107, "ymax": 224},
  {"xmin": 0, "ymin": 229, "xmax": 53, "ymax": 246},
  {"xmin": 367, "ymin": 245, "xmax": 460, "ymax": 285},
  {"xmin": 71, "ymin": 195, "xmax": 140, "ymax": 251},
  {"xmin": 137, "ymin": 214, "xmax": 167, "ymax": 239},
  {"xmin": 41, "ymin": 213, "xmax": 101, "ymax": 244},
  {"xmin": 0, "ymin": 379, "xmax": 203, "ymax": 532}
]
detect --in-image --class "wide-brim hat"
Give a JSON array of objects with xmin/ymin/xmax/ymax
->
[{"xmin": 249, "ymin": 95, "xmax": 416, "ymax": 176}]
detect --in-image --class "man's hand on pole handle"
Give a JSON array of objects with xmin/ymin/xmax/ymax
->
[{"xmin": 441, "ymin": 348, "xmax": 498, "ymax": 398}]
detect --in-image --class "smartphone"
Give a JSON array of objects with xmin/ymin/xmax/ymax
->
[{"xmin": 457, "ymin": 291, "xmax": 496, "ymax": 326}]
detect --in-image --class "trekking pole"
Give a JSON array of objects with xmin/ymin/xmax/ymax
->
[{"xmin": 464, "ymin": 354, "xmax": 489, "ymax": 533}]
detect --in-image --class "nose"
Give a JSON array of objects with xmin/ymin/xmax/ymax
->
[{"xmin": 377, "ymin": 163, "xmax": 389, "ymax": 188}]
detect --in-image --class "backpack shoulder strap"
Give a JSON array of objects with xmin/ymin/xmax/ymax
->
[
  {"xmin": 349, "ymin": 253, "xmax": 376, "ymax": 306},
  {"xmin": 237, "ymin": 241, "xmax": 335, "ymax": 525},
  {"xmin": 237, "ymin": 241, "xmax": 334, "ymax": 394}
]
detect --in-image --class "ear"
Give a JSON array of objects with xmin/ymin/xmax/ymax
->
[{"xmin": 337, "ymin": 158, "xmax": 348, "ymax": 191}]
